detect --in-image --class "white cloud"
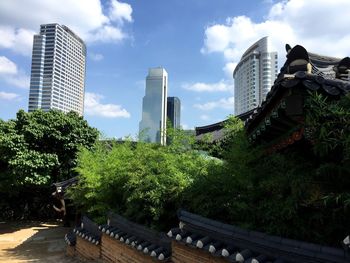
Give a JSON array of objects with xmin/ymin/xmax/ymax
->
[
  {"xmin": 0, "ymin": 56, "xmax": 30, "ymax": 88},
  {"xmin": 89, "ymin": 52, "xmax": 104, "ymax": 61},
  {"xmin": 182, "ymin": 80, "xmax": 234, "ymax": 93},
  {"xmin": 5, "ymin": 74, "xmax": 30, "ymax": 89},
  {"xmin": 194, "ymin": 96, "xmax": 235, "ymax": 111},
  {"xmin": 181, "ymin": 124, "xmax": 189, "ymax": 130},
  {"xmin": 86, "ymin": 25, "xmax": 125, "ymax": 43},
  {"xmin": 0, "ymin": 91, "xmax": 20, "ymax": 100},
  {"xmin": 84, "ymin": 92, "xmax": 130, "ymax": 118},
  {"xmin": 0, "ymin": 26, "xmax": 35, "ymax": 56},
  {"xmin": 202, "ymin": 15, "xmax": 295, "ymax": 64},
  {"xmin": 196, "ymin": 0, "xmax": 350, "ymax": 112},
  {"xmin": 202, "ymin": 0, "xmax": 350, "ymax": 68},
  {"xmin": 181, "ymin": 124, "xmax": 194, "ymax": 130},
  {"xmin": 223, "ymin": 62, "xmax": 237, "ymax": 79},
  {"xmin": 0, "ymin": 0, "xmax": 133, "ymax": 55},
  {"xmin": 200, "ymin": 114, "xmax": 210, "ymax": 121},
  {"xmin": 0, "ymin": 56, "xmax": 17, "ymax": 74},
  {"xmin": 109, "ymin": 0, "xmax": 133, "ymax": 24}
]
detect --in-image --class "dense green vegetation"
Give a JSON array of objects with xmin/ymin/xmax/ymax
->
[
  {"xmin": 0, "ymin": 92, "xmax": 348, "ymax": 246},
  {"xmin": 0, "ymin": 109, "xmax": 98, "ymax": 186},
  {"xmin": 0, "ymin": 109, "xmax": 98, "ymax": 219},
  {"xmin": 71, "ymin": 92, "xmax": 350, "ymax": 246},
  {"xmin": 187, "ymin": 93, "xmax": 350, "ymax": 246},
  {"xmin": 69, "ymin": 129, "xmax": 221, "ymax": 229}
]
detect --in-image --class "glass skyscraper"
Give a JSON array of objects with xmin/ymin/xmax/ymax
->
[
  {"xmin": 233, "ymin": 36, "xmax": 278, "ymax": 115},
  {"xmin": 28, "ymin": 24, "xmax": 86, "ymax": 115},
  {"xmin": 167, "ymin": 97, "xmax": 181, "ymax": 129},
  {"xmin": 139, "ymin": 67, "xmax": 168, "ymax": 145}
]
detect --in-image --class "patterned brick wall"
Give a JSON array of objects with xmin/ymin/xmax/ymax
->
[
  {"xmin": 66, "ymin": 245, "xmax": 75, "ymax": 257},
  {"xmin": 171, "ymin": 241, "xmax": 227, "ymax": 263},
  {"xmin": 101, "ymin": 233, "xmax": 161, "ymax": 263},
  {"xmin": 75, "ymin": 236, "xmax": 101, "ymax": 261}
]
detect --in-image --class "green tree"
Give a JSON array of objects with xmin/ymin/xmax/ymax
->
[{"xmin": 0, "ymin": 109, "xmax": 99, "ymax": 188}]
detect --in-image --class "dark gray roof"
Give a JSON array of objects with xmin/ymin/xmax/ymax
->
[
  {"xmin": 168, "ymin": 210, "xmax": 349, "ymax": 263},
  {"xmin": 53, "ymin": 176, "xmax": 79, "ymax": 196},
  {"xmin": 64, "ymin": 231, "xmax": 76, "ymax": 246},
  {"xmin": 245, "ymin": 71, "xmax": 350, "ymax": 136},
  {"xmin": 100, "ymin": 212, "xmax": 171, "ymax": 261},
  {"xmin": 245, "ymin": 44, "xmax": 349, "ymax": 138},
  {"xmin": 195, "ymin": 109, "xmax": 255, "ymax": 142},
  {"xmin": 72, "ymin": 216, "xmax": 101, "ymax": 246}
]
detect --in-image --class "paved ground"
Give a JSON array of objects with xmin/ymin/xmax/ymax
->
[{"xmin": 0, "ymin": 221, "xmax": 81, "ymax": 262}]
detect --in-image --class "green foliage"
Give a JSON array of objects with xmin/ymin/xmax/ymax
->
[
  {"xmin": 70, "ymin": 133, "xmax": 219, "ymax": 229},
  {"xmin": 305, "ymin": 92, "xmax": 350, "ymax": 159},
  {"xmin": 0, "ymin": 109, "xmax": 99, "ymax": 188},
  {"xmin": 71, "ymin": 92, "xmax": 349, "ymax": 246},
  {"xmin": 184, "ymin": 94, "xmax": 350, "ymax": 246}
]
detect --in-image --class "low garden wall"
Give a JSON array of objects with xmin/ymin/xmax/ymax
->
[{"xmin": 65, "ymin": 211, "xmax": 349, "ymax": 263}]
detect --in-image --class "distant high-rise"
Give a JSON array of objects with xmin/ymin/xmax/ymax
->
[
  {"xmin": 28, "ymin": 23, "xmax": 86, "ymax": 115},
  {"xmin": 167, "ymin": 97, "xmax": 180, "ymax": 129},
  {"xmin": 233, "ymin": 36, "xmax": 278, "ymax": 115},
  {"xmin": 139, "ymin": 67, "xmax": 168, "ymax": 145}
]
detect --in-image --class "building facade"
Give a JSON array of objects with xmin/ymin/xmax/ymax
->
[
  {"xmin": 167, "ymin": 97, "xmax": 180, "ymax": 129},
  {"xmin": 139, "ymin": 67, "xmax": 168, "ymax": 145},
  {"xmin": 233, "ymin": 36, "xmax": 278, "ymax": 115},
  {"xmin": 28, "ymin": 23, "xmax": 86, "ymax": 115}
]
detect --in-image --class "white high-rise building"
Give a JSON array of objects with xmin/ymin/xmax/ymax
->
[
  {"xmin": 233, "ymin": 36, "xmax": 278, "ymax": 115},
  {"xmin": 139, "ymin": 67, "xmax": 168, "ymax": 145},
  {"xmin": 28, "ymin": 23, "xmax": 86, "ymax": 115}
]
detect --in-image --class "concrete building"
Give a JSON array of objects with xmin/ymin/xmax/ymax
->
[
  {"xmin": 28, "ymin": 23, "xmax": 86, "ymax": 115},
  {"xmin": 233, "ymin": 36, "xmax": 278, "ymax": 115},
  {"xmin": 139, "ymin": 67, "xmax": 168, "ymax": 145},
  {"xmin": 167, "ymin": 97, "xmax": 180, "ymax": 129}
]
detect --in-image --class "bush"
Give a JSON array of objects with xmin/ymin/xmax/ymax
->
[{"xmin": 69, "ymin": 133, "xmax": 221, "ymax": 228}]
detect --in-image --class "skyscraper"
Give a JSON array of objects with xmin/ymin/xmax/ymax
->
[
  {"xmin": 167, "ymin": 97, "xmax": 181, "ymax": 129},
  {"xmin": 28, "ymin": 23, "xmax": 86, "ymax": 115},
  {"xmin": 139, "ymin": 67, "xmax": 168, "ymax": 145},
  {"xmin": 233, "ymin": 36, "xmax": 278, "ymax": 115}
]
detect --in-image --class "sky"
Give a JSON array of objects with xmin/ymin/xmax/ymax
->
[{"xmin": 1, "ymin": 0, "xmax": 350, "ymax": 139}]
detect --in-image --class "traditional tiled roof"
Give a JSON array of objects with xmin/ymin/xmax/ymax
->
[
  {"xmin": 53, "ymin": 176, "xmax": 78, "ymax": 196},
  {"xmin": 194, "ymin": 44, "xmax": 350, "ymax": 148},
  {"xmin": 245, "ymin": 45, "xmax": 350, "ymax": 148},
  {"xmin": 100, "ymin": 212, "xmax": 171, "ymax": 261},
  {"xmin": 245, "ymin": 72, "xmax": 350, "ymax": 129},
  {"xmin": 195, "ymin": 109, "xmax": 255, "ymax": 142},
  {"xmin": 72, "ymin": 216, "xmax": 101, "ymax": 245},
  {"xmin": 168, "ymin": 209, "xmax": 349, "ymax": 263},
  {"xmin": 64, "ymin": 230, "xmax": 76, "ymax": 246}
]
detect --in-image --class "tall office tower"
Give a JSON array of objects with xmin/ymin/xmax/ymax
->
[
  {"xmin": 167, "ymin": 97, "xmax": 181, "ymax": 129},
  {"xmin": 28, "ymin": 23, "xmax": 86, "ymax": 115},
  {"xmin": 233, "ymin": 36, "xmax": 278, "ymax": 115},
  {"xmin": 139, "ymin": 67, "xmax": 168, "ymax": 145}
]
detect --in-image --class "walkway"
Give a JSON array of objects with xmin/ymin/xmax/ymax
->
[{"xmin": 0, "ymin": 221, "xmax": 80, "ymax": 262}]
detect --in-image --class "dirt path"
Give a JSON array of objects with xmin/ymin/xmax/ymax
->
[{"xmin": 0, "ymin": 221, "xmax": 80, "ymax": 262}]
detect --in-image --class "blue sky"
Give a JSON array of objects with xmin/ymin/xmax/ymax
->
[{"xmin": 0, "ymin": 0, "xmax": 349, "ymax": 138}]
